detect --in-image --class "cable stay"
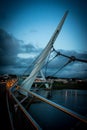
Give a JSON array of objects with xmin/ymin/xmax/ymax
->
[
  {"xmin": 43, "ymin": 47, "xmax": 87, "ymax": 77},
  {"xmin": 44, "ymin": 48, "xmax": 58, "ymax": 76},
  {"xmin": 53, "ymin": 48, "xmax": 87, "ymax": 63},
  {"xmin": 22, "ymin": 58, "xmax": 38, "ymax": 76},
  {"xmin": 50, "ymin": 59, "xmax": 72, "ymax": 77}
]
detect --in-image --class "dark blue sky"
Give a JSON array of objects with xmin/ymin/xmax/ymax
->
[
  {"xmin": 0, "ymin": 0, "xmax": 87, "ymax": 78},
  {"xmin": 0, "ymin": 0, "xmax": 87, "ymax": 51}
]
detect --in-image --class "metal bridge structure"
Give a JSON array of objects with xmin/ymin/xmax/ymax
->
[{"xmin": 1, "ymin": 10, "xmax": 87, "ymax": 130}]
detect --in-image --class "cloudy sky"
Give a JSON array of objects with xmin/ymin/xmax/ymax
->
[{"xmin": 0, "ymin": 0, "xmax": 87, "ymax": 78}]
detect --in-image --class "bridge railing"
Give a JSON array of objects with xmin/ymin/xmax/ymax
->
[
  {"xmin": 19, "ymin": 87, "xmax": 87, "ymax": 124},
  {"xmin": 9, "ymin": 86, "xmax": 87, "ymax": 130}
]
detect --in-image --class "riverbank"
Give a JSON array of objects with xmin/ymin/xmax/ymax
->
[{"xmin": 52, "ymin": 81, "xmax": 87, "ymax": 90}]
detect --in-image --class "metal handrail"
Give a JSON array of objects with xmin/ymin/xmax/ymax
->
[
  {"xmin": 9, "ymin": 88, "xmax": 42, "ymax": 130},
  {"xmin": 18, "ymin": 87, "xmax": 87, "ymax": 124}
]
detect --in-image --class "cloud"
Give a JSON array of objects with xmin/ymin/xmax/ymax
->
[
  {"xmin": 0, "ymin": 28, "xmax": 41, "ymax": 74},
  {"xmin": 0, "ymin": 29, "xmax": 21, "ymax": 67},
  {"xmin": 0, "ymin": 28, "xmax": 87, "ymax": 78}
]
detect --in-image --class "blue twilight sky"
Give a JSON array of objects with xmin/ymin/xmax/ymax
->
[
  {"xmin": 0, "ymin": 0, "xmax": 87, "ymax": 78},
  {"xmin": 0, "ymin": 0, "xmax": 87, "ymax": 51}
]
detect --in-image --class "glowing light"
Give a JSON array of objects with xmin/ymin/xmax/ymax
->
[{"xmin": 6, "ymin": 79, "xmax": 17, "ymax": 89}]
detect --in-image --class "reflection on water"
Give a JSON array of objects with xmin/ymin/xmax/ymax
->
[
  {"xmin": 65, "ymin": 90, "xmax": 68, "ymax": 104},
  {"xmin": 50, "ymin": 89, "xmax": 87, "ymax": 116},
  {"xmin": 28, "ymin": 89, "xmax": 87, "ymax": 130}
]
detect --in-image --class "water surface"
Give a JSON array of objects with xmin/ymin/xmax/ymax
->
[{"xmin": 28, "ymin": 89, "xmax": 87, "ymax": 130}]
